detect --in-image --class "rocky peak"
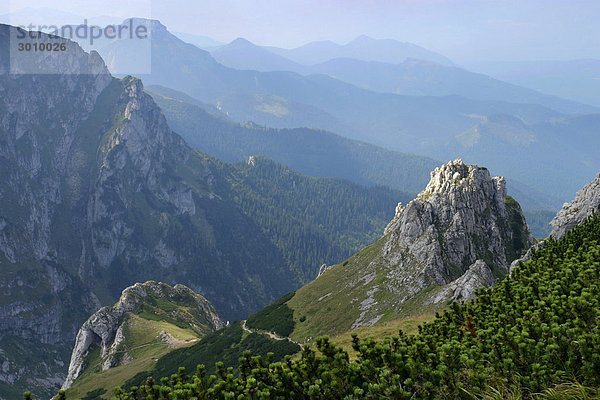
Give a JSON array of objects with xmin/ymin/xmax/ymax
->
[
  {"xmin": 61, "ymin": 281, "xmax": 223, "ymax": 390},
  {"xmin": 121, "ymin": 18, "xmax": 167, "ymax": 32},
  {"xmin": 380, "ymin": 158, "xmax": 532, "ymax": 303},
  {"xmin": 287, "ymin": 160, "xmax": 534, "ymax": 337},
  {"xmin": 428, "ymin": 260, "xmax": 496, "ymax": 304},
  {"xmin": 385, "ymin": 158, "xmax": 507, "ymax": 236},
  {"xmin": 382, "ymin": 158, "xmax": 530, "ymax": 293},
  {"xmin": 550, "ymin": 173, "xmax": 600, "ymax": 239},
  {"xmin": 1, "ymin": 24, "xmax": 111, "ymax": 77}
]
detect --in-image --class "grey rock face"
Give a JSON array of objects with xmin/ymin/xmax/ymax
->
[
  {"xmin": 0, "ymin": 25, "xmax": 114, "ymax": 397},
  {"xmin": 61, "ymin": 281, "xmax": 223, "ymax": 390},
  {"xmin": 0, "ymin": 25, "xmax": 296, "ymax": 397},
  {"xmin": 317, "ymin": 263, "xmax": 331, "ymax": 278},
  {"xmin": 550, "ymin": 173, "xmax": 600, "ymax": 239},
  {"xmin": 428, "ymin": 260, "xmax": 495, "ymax": 304},
  {"xmin": 383, "ymin": 159, "xmax": 532, "ymax": 295},
  {"xmin": 340, "ymin": 159, "xmax": 533, "ymax": 330}
]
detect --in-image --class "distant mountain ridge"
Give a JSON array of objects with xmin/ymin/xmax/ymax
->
[
  {"xmin": 439, "ymin": 113, "xmax": 600, "ymax": 201},
  {"xmin": 308, "ymin": 57, "xmax": 597, "ymax": 114},
  {"xmin": 79, "ymin": 19, "xmax": 600, "ymax": 204},
  {"xmin": 147, "ymin": 84, "xmax": 563, "ymax": 216},
  {"xmin": 471, "ymin": 59, "xmax": 600, "ymax": 107},
  {"xmin": 207, "ymin": 37, "xmax": 596, "ymax": 115},
  {"xmin": 210, "ymin": 38, "xmax": 311, "ymax": 74},
  {"xmin": 265, "ymin": 35, "xmax": 454, "ymax": 66},
  {"xmin": 147, "ymin": 85, "xmax": 438, "ymax": 194},
  {"xmin": 172, "ymin": 31, "xmax": 225, "ymax": 48}
]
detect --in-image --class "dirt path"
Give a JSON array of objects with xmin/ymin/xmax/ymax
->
[{"xmin": 242, "ymin": 320, "xmax": 301, "ymax": 346}]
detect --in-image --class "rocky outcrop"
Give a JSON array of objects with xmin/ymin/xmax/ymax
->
[
  {"xmin": 0, "ymin": 23, "xmax": 401, "ymax": 397},
  {"xmin": 0, "ymin": 25, "xmax": 117, "ymax": 398},
  {"xmin": 61, "ymin": 281, "xmax": 222, "ymax": 390},
  {"xmin": 550, "ymin": 173, "xmax": 600, "ymax": 239},
  {"xmin": 381, "ymin": 159, "xmax": 533, "ymax": 302},
  {"xmin": 291, "ymin": 159, "xmax": 534, "ymax": 338},
  {"xmin": 317, "ymin": 263, "xmax": 331, "ymax": 278},
  {"xmin": 428, "ymin": 260, "xmax": 495, "ymax": 304},
  {"xmin": 0, "ymin": 24, "xmax": 291, "ymax": 398}
]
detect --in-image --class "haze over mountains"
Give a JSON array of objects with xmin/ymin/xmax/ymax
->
[
  {"xmin": 75, "ymin": 18, "xmax": 599, "ymax": 206},
  {"xmin": 146, "ymin": 84, "xmax": 438, "ymax": 194},
  {"xmin": 188, "ymin": 32, "xmax": 597, "ymax": 114},
  {"xmin": 145, "ymin": 84, "xmax": 564, "ymax": 214},
  {"xmin": 263, "ymin": 35, "xmax": 455, "ymax": 66},
  {"xmin": 1, "ymin": 2, "xmax": 600, "ymax": 397},
  {"xmin": 471, "ymin": 59, "xmax": 600, "ymax": 108}
]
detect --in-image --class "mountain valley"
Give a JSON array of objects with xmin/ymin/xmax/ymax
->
[
  {"xmin": 0, "ymin": 25, "xmax": 408, "ymax": 398},
  {"xmin": 0, "ymin": 3, "xmax": 599, "ymax": 398}
]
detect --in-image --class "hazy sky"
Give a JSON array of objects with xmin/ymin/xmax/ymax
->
[{"xmin": 3, "ymin": 0, "xmax": 599, "ymax": 65}]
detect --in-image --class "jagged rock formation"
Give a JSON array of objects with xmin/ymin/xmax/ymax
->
[
  {"xmin": 381, "ymin": 159, "xmax": 533, "ymax": 298},
  {"xmin": 428, "ymin": 260, "xmax": 495, "ymax": 304},
  {"xmin": 62, "ymin": 281, "xmax": 222, "ymax": 390},
  {"xmin": 550, "ymin": 173, "xmax": 600, "ymax": 238},
  {"xmin": 0, "ymin": 25, "xmax": 281, "ymax": 398},
  {"xmin": 286, "ymin": 159, "xmax": 534, "ymax": 341}
]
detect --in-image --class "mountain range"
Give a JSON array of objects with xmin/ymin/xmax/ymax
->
[
  {"xmin": 0, "ymin": 25, "xmax": 409, "ymax": 398},
  {"xmin": 62, "ymin": 162, "xmax": 600, "ymax": 398},
  {"xmin": 209, "ymin": 38, "xmax": 597, "ymax": 115},
  {"xmin": 74, "ymin": 18, "xmax": 600, "ymax": 204},
  {"xmin": 146, "ymin": 84, "xmax": 564, "ymax": 218},
  {"xmin": 264, "ymin": 35, "xmax": 455, "ymax": 66},
  {"xmin": 146, "ymin": 84, "xmax": 438, "ymax": 194},
  {"xmin": 2, "ymin": 14, "xmax": 599, "ymax": 399},
  {"xmin": 62, "ymin": 158, "xmax": 536, "ymax": 397}
]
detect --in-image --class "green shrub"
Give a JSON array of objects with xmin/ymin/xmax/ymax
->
[{"xmin": 245, "ymin": 292, "xmax": 295, "ymax": 337}]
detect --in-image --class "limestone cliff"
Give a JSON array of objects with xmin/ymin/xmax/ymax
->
[
  {"xmin": 287, "ymin": 159, "xmax": 534, "ymax": 341},
  {"xmin": 61, "ymin": 281, "xmax": 222, "ymax": 391},
  {"xmin": 381, "ymin": 159, "xmax": 533, "ymax": 298}
]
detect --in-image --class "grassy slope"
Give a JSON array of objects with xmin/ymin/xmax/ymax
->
[
  {"xmin": 326, "ymin": 313, "xmax": 436, "ymax": 359},
  {"xmin": 107, "ymin": 214, "xmax": 600, "ymax": 399},
  {"xmin": 66, "ymin": 314, "xmax": 200, "ymax": 399},
  {"xmin": 286, "ymin": 237, "xmax": 450, "ymax": 343},
  {"xmin": 67, "ymin": 282, "xmax": 221, "ymax": 399},
  {"xmin": 122, "ymin": 321, "xmax": 301, "ymax": 390},
  {"xmin": 285, "ymin": 194, "xmax": 531, "ymax": 343}
]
